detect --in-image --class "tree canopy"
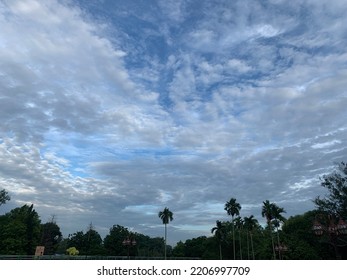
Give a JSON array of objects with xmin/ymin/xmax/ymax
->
[
  {"xmin": 0, "ymin": 204, "xmax": 41, "ymax": 255},
  {"xmin": 314, "ymin": 162, "xmax": 347, "ymax": 219},
  {"xmin": 0, "ymin": 189, "xmax": 10, "ymax": 206}
]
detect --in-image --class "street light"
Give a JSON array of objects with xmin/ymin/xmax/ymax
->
[
  {"xmin": 312, "ymin": 220, "xmax": 324, "ymax": 236},
  {"xmin": 275, "ymin": 244, "xmax": 288, "ymax": 260},
  {"xmin": 313, "ymin": 215, "xmax": 347, "ymax": 236},
  {"xmin": 122, "ymin": 236, "xmax": 137, "ymax": 259},
  {"xmin": 337, "ymin": 218, "xmax": 347, "ymax": 235},
  {"xmin": 312, "ymin": 214, "xmax": 347, "ymax": 259}
]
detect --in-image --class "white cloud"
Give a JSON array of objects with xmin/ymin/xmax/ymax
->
[
  {"xmin": 226, "ymin": 59, "xmax": 252, "ymax": 73},
  {"xmin": 312, "ymin": 140, "xmax": 342, "ymax": 149},
  {"xmin": 255, "ymin": 24, "xmax": 281, "ymax": 37},
  {"xmin": 157, "ymin": 0, "xmax": 186, "ymax": 23}
]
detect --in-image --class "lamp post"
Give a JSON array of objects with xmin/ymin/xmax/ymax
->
[
  {"xmin": 122, "ymin": 236, "xmax": 137, "ymax": 259},
  {"xmin": 312, "ymin": 214, "xmax": 347, "ymax": 259}
]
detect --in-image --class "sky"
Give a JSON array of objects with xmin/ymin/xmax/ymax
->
[{"xmin": 0, "ymin": 0, "xmax": 346, "ymax": 246}]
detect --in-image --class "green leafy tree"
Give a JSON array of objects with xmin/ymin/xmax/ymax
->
[
  {"xmin": 202, "ymin": 236, "xmax": 223, "ymax": 259},
  {"xmin": 312, "ymin": 162, "xmax": 347, "ymax": 259},
  {"xmin": 314, "ymin": 162, "xmax": 347, "ymax": 219},
  {"xmin": 185, "ymin": 236, "xmax": 208, "ymax": 258},
  {"xmin": 103, "ymin": 224, "xmax": 131, "ymax": 256},
  {"xmin": 85, "ymin": 224, "xmax": 104, "ymax": 256},
  {"xmin": 158, "ymin": 207, "xmax": 173, "ymax": 259},
  {"xmin": 172, "ymin": 236, "xmax": 219, "ymax": 259},
  {"xmin": 0, "ymin": 189, "xmax": 10, "ymax": 206},
  {"xmin": 282, "ymin": 211, "xmax": 324, "ymax": 259},
  {"xmin": 172, "ymin": 240, "xmax": 185, "ymax": 257},
  {"xmin": 134, "ymin": 233, "xmax": 165, "ymax": 258},
  {"xmin": 67, "ymin": 225, "xmax": 104, "ymax": 256},
  {"xmin": 0, "ymin": 204, "xmax": 41, "ymax": 255},
  {"xmin": 103, "ymin": 225, "xmax": 165, "ymax": 258},
  {"xmin": 224, "ymin": 197, "xmax": 241, "ymax": 259},
  {"xmin": 67, "ymin": 231, "xmax": 85, "ymax": 254},
  {"xmin": 40, "ymin": 219, "xmax": 63, "ymax": 255},
  {"xmin": 55, "ymin": 238, "xmax": 69, "ymax": 255},
  {"xmin": 145, "ymin": 236, "xmax": 165, "ymax": 257}
]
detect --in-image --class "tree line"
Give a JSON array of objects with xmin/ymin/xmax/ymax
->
[
  {"xmin": 0, "ymin": 162, "xmax": 346, "ymax": 259},
  {"xmin": 0, "ymin": 203, "xmax": 166, "ymax": 258}
]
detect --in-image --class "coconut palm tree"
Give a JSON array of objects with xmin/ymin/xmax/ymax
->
[
  {"xmin": 211, "ymin": 220, "xmax": 226, "ymax": 260},
  {"xmin": 158, "ymin": 207, "xmax": 173, "ymax": 259},
  {"xmin": 224, "ymin": 197, "xmax": 241, "ymax": 259},
  {"xmin": 243, "ymin": 215, "xmax": 258, "ymax": 260}
]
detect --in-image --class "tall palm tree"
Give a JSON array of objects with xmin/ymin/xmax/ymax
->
[
  {"xmin": 243, "ymin": 215, "xmax": 258, "ymax": 260},
  {"xmin": 261, "ymin": 200, "xmax": 286, "ymax": 259},
  {"xmin": 224, "ymin": 197, "xmax": 241, "ymax": 260},
  {"xmin": 271, "ymin": 204, "xmax": 286, "ymax": 259},
  {"xmin": 211, "ymin": 220, "xmax": 226, "ymax": 260},
  {"xmin": 158, "ymin": 207, "xmax": 173, "ymax": 259},
  {"xmin": 234, "ymin": 216, "xmax": 244, "ymax": 260},
  {"xmin": 261, "ymin": 200, "xmax": 276, "ymax": 259}
]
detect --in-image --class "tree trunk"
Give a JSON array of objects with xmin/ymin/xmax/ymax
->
[
  {"xmin": 239, "ymin": 228, "xmax": 242, "ymax": 260},
  {"xmin": 276, "ymin": 226, "xmax": 281, "ymax": 260},
  {"xmin": 250, "ymin": 233, "xmax": 255, "ymax": 260},
  {"xmin": 164, "ymin": 223, "xmax": 167, "ymax": 260},
  {"xmin": 269, "ymin": 222, "xmax": 276, "ymax": 259},
  {"xmin": 232, "ymin": 217, "xmax": 236, "ymax": 260},
  {"xmin": 219, "ymin": 242, "xmax": 222, "ymax": 260},
  {"xmin": 246, "ymin": 231, "xmax": 250, "ymax": 260}
]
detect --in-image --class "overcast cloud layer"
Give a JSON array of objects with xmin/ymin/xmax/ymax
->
[{"xmin": 0, "ymin": 0, "xmax": 346, "ymax": 245}]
